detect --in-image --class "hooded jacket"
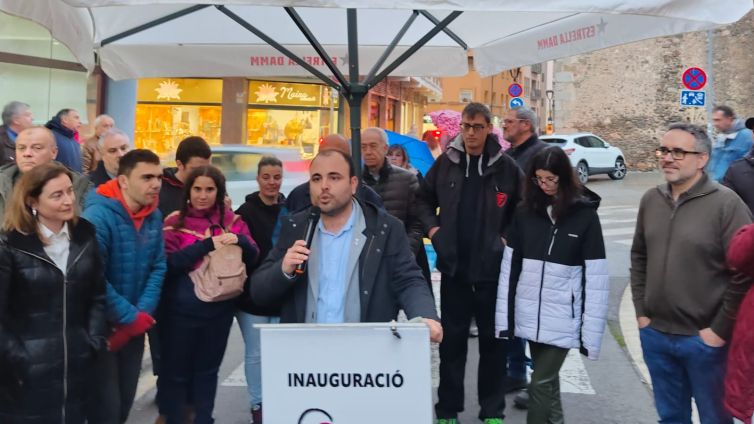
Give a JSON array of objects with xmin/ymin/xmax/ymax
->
[
  {"xmin": 81, "ymin": 179, "xmax": 166, "ymax": 325},
  {"xmin": 45, "ymin": 117, "xmax": 83, "ymax": 173},
  {"xmin": 235, "ymin": 191, "xmax": 285, "ymax": 316},
  {"xmin": 162, "ymin": 205, "xmax": 259, "ymax": 318},
  {"xmin": 722, "ymin": 149, "xmax": 754, "ymax": 214},
  {"xmin": 495, "ymin": 188, "xmax": 608, "ymax": 359},
  {"xmin": 0, "ymin": 219, "xmax": 107, "ymax": 423},
  {"xmin": 159, "ymin": 167, "xmax": 184, "ymax": 217},
  {"xmin": 709, "ymin": 119, "xmax": 753, "ymax": 182},
  {"xmin": 507, "ymin": 133, "xmax": 549, "ymax": 172},
  {"xmin": 0, "ymin": 162, "xmax": 92, "ymax": 223},
  {"xmin": 416, "ymin": 134, "xmax": 524, "ymax": 282}
]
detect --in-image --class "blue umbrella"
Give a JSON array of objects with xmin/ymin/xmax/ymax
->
[{"xmin": 384, "ymin": 130, "xmax": 435, "ymax": 176}]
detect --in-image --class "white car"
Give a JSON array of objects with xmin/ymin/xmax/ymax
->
[{"xmin": 540, "ymin": 133, "xmax": 627, "ymax": 184}]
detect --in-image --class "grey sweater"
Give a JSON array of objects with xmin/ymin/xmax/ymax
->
[{"xmin": 630, "ymin": 173, "xmax": 753, "ymax": 339}]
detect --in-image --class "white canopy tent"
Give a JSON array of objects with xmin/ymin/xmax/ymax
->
[{"xmin": 1, "ymin": 0, "xmax": 750, "ymax": 168}]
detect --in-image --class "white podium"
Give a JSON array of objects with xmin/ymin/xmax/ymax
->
[{"xmin": 257, "ymin": 322, "xmax": 433, "ymax": 423}]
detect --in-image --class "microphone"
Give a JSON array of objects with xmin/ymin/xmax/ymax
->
[{"xmin": 295, "ymin": 206, "xmax": 321, "ymax": 275}]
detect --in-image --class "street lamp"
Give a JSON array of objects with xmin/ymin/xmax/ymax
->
[{"xmin": 545, "ymin": 89, "xmax": 555, "ymax": 134}]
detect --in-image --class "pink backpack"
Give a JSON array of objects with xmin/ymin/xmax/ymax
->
[{"xmin": 176, "ymin": 215, "xmax": 248, "ymax": 302}]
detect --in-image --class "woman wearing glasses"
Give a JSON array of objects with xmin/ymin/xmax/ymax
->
[{"xmin": 495, "ymin": 146, "xmax": 608, "ymax": 424}]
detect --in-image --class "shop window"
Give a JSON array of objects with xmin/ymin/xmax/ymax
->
[
  {"xmin": 369, "ymin": 100, "xmax": 381, "ymax": 127},
  {"xmin": 134, "ymin": 104, "xmax": 222, "ymax": 155},
  {"xmin": 459, "ymin": 89, "xmax": 473, "ymax": 103}
]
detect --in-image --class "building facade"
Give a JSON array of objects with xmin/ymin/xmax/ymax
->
[{"xmin": 552, "ymin": 11, "xmax": 754, "ymax": 170}]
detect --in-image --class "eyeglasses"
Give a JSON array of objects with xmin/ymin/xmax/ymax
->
[
  {"xmin": 503, "ymin": 119, "xmax": 527, "ymax": 125},
  {"xmin": 460, "ymin": 123, "xmax": 487, "ymax": 132},
  {"xmin": 532, "ymin": 176, "xmax": 560, "ymax": 185},
  {"xmin": 655, "ymin": 147, "xmax": 704, "ymax": 160}
]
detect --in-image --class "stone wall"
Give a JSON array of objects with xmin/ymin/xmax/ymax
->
[{"xmin": 553, "ymin": 11, "xmax": 754, "ymax": 170}]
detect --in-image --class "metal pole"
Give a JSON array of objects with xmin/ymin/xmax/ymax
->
[
  {"xmin": 706, "ymin": 29, "xmax": 716, "ymax": 135},
  {"xmin": 347, "ymin": 9, "xmax": 364, "ymax": 178}
]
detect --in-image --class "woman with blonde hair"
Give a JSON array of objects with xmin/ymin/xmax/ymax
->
[{"xmin": 0, "ymin": 162, "xmax": 107, "ymax": 423}]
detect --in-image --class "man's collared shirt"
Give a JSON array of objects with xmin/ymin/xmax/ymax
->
[
  {"xmin": 39, "ymin": 222, "xmax": 70, "ymax": 273},
  {"xmin": 316, "ymin": 201, "xmax": 357, "ymax": 323},
  {"xmin": 7, "ymin": 128, "xmax": 17, "ymax": 142}
]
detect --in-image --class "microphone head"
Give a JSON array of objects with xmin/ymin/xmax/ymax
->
[{"xmin": 309, "ymin": 206, "xmax": 321, "ymax": 219}]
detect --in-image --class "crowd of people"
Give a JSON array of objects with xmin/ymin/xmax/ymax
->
[{"xmin": 0, "ymin": 99, "xmax": 751, "ymax": 424}]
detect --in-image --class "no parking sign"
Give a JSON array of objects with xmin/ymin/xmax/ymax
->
[{"xmin": 682, "ymin": 67, "xmax": 707, "ymax": 91}]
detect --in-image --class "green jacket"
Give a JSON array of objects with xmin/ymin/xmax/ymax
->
[{"xmin": 630, "ymin": 173, "xmax": 753, "ymax": 339}]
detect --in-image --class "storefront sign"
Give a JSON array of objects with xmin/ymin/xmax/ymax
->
[
  {"xmin": 249, "ymin": 81, "xmax": 333, "ymax": 107},
  {"xmin": 137, "ymin": 78, "xmax": 223, "ymax": 103},
  {"xmin": 259, "ymin": 323, "xmax": 432, "ymax": 423}
]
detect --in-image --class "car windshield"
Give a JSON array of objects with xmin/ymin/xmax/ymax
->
[
  {"xmin": 542, "ymin": 138, "xmax": 567, "ymax": 145},
  {"xmin": 211, "ymin": 152, "xmax": 263, "ymax": 181}
]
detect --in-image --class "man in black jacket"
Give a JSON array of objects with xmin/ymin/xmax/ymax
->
[
  {"xmin": 504, "ymin": 106, "xmax": 548, "ymax": 173},
  {"xmin": 251, "ymin": 149, "xmax": 441, "ymax": 339},
  {"xmin": 723, "ymin": 147, "xmax": 754, "ymax": 214},
  {"xmin": 89, "ymin": 128, "xmax": 130, "ymax": 187},
  {"xmin": 361, "ymin": 127, "xmax": 431, "ymax": 288},
  {"xmin": 417, "ymin": 102, "xmax": 524, "ymax": 423}
]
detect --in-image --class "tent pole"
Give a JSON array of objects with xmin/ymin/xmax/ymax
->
[
  {"xmin": 364, "ymin": 10, "xmax": 419, "ymax": 85},
  {"xmin": 100, "ymin": 5, "xmax": 209, "ymax": 46},
  {"xmin": 417, "ymin": 10, "xmax": 468, "ymax": 49},
  {"xmin": 366, "ymin": 10, "xmax": 463, "ymax": 87},
  {"xmin": 346, "ymin": 9, "xmax": 363, "ymax": 179}
]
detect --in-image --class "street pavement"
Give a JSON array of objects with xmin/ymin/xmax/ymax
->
[{"xmin": 127, "ymin": 172, "xmax": 665, "ymax": 424}]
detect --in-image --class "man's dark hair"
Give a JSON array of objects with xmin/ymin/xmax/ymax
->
[
  {"xmin": 176, "ymin": 136, "xmax": 211, "ymax": 165},
  {"xmin": 258, "ymin": 155, "xmax": 282, "ymax": 174},
  {"xmin": 55, "ymin": 109, "xmax": 74, "ymax": 120},
  {"xmin": 462, "ymin": 102, "xmax": 492, "ymax": 124},
  {"xmin": 118, "ymin": 149, "xmax": 160, "ymax": 176},
  {"xmin": 312, "ymin": 149, "xmax": 355, "ymax": 178},
  {"xmin": 745, "ymin": 117, "xmax": 754, "ymax": 131},
  {"xmin": 713, "ymin": 105, "xmax": 736, "ymax": 118},
  {"xmin": 523, "ymin": 146, "xmax": 582, "ymax": 221}
]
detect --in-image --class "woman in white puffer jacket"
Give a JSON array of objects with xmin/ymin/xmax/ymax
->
[{"xmin": 495, "ymin": 146, "xmax": 609, "ymax": 424}]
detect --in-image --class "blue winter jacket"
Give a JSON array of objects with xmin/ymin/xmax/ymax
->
[
  {"xmin": 82, "ymin": 192, "xmax": 167, "ymax": 324},
  {"xmin": 709, "ymin": 120, "xmax": 753, "ymax": 182}
]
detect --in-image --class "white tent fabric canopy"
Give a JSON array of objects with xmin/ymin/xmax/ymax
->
[{"xmin": 0, "ymin": 0, "xmax": 751, "ymax": 80}]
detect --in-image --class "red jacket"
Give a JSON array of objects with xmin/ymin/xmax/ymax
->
[{"xmin": 725, "ymin": 224, "xmax": 754, "ymax": 423}]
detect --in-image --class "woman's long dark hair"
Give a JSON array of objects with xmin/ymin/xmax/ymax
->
[
  {"xmin": 175, "ymin": 165, "xmax": 227, "ymax": 229},
  {"xmin": 523, "ymin": 146, "xmax": 582, "ymax": 221}
]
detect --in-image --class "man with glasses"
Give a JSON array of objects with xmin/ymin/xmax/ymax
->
[
  {"xmin": 503, "ymin": 107, "xmax": 548, "ymax": 173},
  {"xmin": 417, "ymin": 102, "xmax": 524, "ymax": 424},
  {"xmin": 631, "ymin": 123, "xmax": 752, "ymax": 423}
]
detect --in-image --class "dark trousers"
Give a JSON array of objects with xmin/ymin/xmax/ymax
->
[
  {"xmin": 435, "ymin": 274, "xmax": 508, "ymax": 420},
  {"xmin": 507, "ymin": 337, "xmax": 528, "ymax": 380},
  {"xmin": 86, "ymin": 335, "xmax": 145, "ymax": 424},
  {"xmin": 639, "ymin": 326, "xmax": 730, "ymax": 424},
  {"xmin": 527, "ymin": 342, "xmax": 568, "ymax": 424},
  {"xmin": 160, "ymin": 312, "xmax": 234, "ymax": 424}
]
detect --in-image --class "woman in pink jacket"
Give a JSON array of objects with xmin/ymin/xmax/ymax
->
[{"xmin": 160, "ymin": 165, "xmax": 258, "ymax": 424}]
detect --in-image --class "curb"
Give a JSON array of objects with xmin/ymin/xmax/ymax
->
[{"xmin": 618, "ymin": 285, "xmax": 652, "ymax": 388}]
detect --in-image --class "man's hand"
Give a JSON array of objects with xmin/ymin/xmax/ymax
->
[
  {"xmin": 428, "ymin": 227, "xmax": 439, "ymax": 239},
  {"xmin": 699, "ymin": 328, "xmax": 726, "ymax": 347},
  {"xmin": 637, "ymin": 316, "xmax": 651, "ymax": 329},
  {"xmin": 282, "ymin": 240, "xmax": 310, "ymax": 275},
  {"xmin": 423, "ymin": 318, "xmax": 443, "ymax": 343}
]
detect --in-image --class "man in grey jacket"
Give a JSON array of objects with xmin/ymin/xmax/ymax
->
[
  {"xmin": 631, "ymin": 122, "xmax": 752, "ymax": 423},
  {"xmin": 0, "ymin": 126, "xmax": 92, "ymax": 222}
]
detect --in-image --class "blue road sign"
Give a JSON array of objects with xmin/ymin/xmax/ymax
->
[
  {"xmin": 509, "ymin": 97, "xmax": 525, "ymax": 108},
  {"xmin": 680, "ymin": 90, "xmax": 705, "ymax": 107}
]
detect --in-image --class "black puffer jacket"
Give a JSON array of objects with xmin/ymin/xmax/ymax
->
[
  {"xmin": 362, "ymin": 160, "xmax": 423, "ymax": 254},
  {"xmin": 0, "ymin": 219, "xmax": 107, "ymax": 424},
  {"xmin": 723, "ymin": 150, "xmax": 754, "ymax": 214}
]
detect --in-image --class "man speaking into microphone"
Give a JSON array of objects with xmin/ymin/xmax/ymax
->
[{"xmin": 251, "ymin": 149, "xmax": 442, "ymax": 342}]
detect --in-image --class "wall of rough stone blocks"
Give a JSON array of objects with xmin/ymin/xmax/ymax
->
[{"xmin": 553, "ymin": 11, "xmax": 754, "ymax": 170}]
